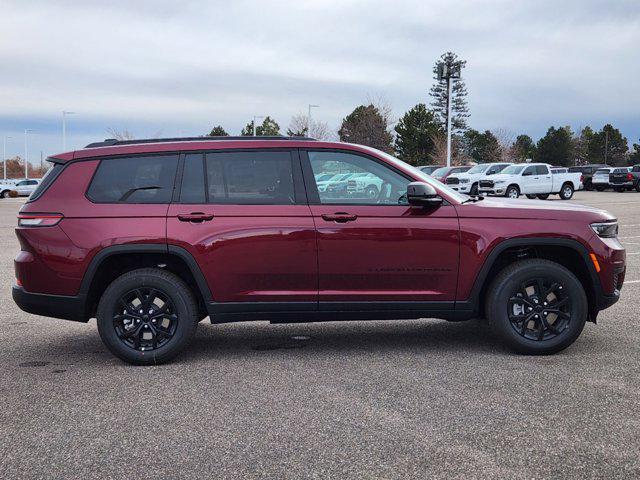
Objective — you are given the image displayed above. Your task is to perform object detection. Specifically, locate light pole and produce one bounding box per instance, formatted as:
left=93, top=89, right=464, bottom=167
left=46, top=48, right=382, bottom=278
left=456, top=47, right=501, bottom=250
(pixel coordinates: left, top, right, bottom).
left=604, top=129, right=609, bottom=165
left=307, top=104, right=319, bottom=137
left=252, top=116, right=264, bottom=137
left=62, top=111, right=77, bottom=151
left=3, top=136, right=12, bottom=180
left=24, top=129, right=34, bottom=179
left=437, top=62, right=461, bottom=167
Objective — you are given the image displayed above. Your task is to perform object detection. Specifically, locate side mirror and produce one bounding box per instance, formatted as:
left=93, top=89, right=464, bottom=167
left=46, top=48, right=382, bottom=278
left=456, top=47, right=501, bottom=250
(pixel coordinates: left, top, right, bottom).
left=407, top=182, right=443, bottom=207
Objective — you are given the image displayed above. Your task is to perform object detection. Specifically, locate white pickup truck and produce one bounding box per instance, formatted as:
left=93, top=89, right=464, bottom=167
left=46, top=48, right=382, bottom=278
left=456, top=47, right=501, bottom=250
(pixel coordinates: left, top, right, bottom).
left=0, top=179, right=40, bottom=198
left=478, top=163, right=582, bottom=200
left=445, top=162, right=512, bottom=195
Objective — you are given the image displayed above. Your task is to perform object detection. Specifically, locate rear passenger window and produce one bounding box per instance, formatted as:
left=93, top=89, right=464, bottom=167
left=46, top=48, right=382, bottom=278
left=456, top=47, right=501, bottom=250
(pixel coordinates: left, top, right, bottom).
left=203, top=151, right=295, bottom=204
left=87, top=154, right=178, bottom=203
left=536, top=165, right=549, bottom=175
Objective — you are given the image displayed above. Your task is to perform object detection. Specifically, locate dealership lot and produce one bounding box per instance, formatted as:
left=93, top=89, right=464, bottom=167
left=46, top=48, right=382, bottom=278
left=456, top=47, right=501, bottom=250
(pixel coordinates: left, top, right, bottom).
left=0, top=191, right=639, bottom=479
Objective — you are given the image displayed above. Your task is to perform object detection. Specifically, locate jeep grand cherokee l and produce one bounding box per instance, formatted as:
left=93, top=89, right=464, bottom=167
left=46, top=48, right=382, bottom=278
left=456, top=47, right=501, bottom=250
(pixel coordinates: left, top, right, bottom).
left=13, top=136, right=626, bottom=365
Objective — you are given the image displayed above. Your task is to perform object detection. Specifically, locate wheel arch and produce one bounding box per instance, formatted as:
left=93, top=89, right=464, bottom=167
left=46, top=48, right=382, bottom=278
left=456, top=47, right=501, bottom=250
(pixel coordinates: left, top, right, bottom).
left=461, top=238, right=602, bottom=321
left=80, top=244, right=212, bottom=319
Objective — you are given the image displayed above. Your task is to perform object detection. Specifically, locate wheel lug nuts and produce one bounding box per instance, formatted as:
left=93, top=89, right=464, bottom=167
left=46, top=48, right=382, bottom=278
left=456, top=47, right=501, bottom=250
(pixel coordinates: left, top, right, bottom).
left=543, top=311, right=547, bottom=315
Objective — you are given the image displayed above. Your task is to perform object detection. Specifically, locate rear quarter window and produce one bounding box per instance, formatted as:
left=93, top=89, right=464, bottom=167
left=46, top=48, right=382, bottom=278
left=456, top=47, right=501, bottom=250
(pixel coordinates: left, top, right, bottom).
left=87, top=154, right=179, bottom=203
left=27, top=162, right=64, bottom=202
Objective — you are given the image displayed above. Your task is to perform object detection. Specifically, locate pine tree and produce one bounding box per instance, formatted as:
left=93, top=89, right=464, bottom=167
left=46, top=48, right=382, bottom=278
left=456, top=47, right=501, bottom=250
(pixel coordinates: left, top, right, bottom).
left=462, top=129, right=501, bottom=163
left=208, top=125, right=229, bottom=136
left=429, top=52, right=470, bottom=134
left=513, top=134, right=536, bottom=162
left=338, top=104, right=393, bottom=153
left=629, top=144, right=640, bottom=166
left=240, top=116, right=281, bottom=136
left=534, top=126, right=575, bottom=167
left=393, top=104, right=442, bottom=165
left=587, top=124, right=628, bottom=166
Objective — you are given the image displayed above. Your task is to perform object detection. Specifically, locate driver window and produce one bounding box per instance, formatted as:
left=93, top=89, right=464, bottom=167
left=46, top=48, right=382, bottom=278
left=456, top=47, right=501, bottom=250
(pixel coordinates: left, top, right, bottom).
left=308, top=151, right=410, bottom=205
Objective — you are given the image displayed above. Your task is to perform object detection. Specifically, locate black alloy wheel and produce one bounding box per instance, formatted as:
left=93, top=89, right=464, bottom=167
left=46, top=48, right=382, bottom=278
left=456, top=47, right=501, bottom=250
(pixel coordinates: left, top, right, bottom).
left=113, top=288, right=178, bottom=352
left=507, top=278, right=570, bottom=341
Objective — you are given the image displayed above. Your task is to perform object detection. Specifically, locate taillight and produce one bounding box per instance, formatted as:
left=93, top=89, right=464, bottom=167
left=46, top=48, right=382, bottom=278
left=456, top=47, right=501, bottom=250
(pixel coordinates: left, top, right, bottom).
left=627, top=173, right=633, bottom=181
left=580, top=175, right=584, bottom=183
left=18, top=213, right=63, bottom=227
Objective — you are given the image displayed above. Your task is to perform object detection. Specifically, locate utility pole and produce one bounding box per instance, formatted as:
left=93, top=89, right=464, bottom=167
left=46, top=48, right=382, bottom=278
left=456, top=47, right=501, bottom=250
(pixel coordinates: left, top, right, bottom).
left=308, top=104, right=319, bottom=137
left=62, top=111, right=77, bottom=151
left=24, top=129, right=34, bottom=179
left=437, top=62, right=461, bottom=168
left=252, top=116, right=264, bottom=137
left=2, top=136, right=11, bottom=180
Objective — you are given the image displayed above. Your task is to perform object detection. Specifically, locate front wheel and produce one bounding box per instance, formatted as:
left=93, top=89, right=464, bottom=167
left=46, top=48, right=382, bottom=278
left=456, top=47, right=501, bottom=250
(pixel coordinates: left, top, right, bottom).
left=505, top=185, right=520, bottom=199
left=485, top=259, right=587, bottom=354
left=614, top=186, right=625, bottom=193
left=0, top=190, right=9, bottom=199
left=470, top=183, right=479, bottom=196
left=595, top=186, right=606, bottom=192
left=365, top=185, right=379, bottom=199
left=559, top=184, right=574, bottom=200
left=97, top=268, right=198, bottom=365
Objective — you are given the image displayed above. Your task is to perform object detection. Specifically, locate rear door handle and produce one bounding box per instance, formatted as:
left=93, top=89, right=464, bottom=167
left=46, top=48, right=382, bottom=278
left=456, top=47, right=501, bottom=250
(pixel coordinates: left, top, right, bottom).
left=321, top=212, right=358, bottom=223
left=177, top=212, right=214, bottom=223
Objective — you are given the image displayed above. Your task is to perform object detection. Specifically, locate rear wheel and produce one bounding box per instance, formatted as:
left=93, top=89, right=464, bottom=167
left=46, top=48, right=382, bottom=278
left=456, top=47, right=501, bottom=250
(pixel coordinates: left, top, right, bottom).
left=635, top=183, right=640, bottom=193
left=536, top=194, right=550, bottom=200
left=506, top=185, right=520, bottom=199
left=526, top=194, right=537, bottom=199
left=97, top=268, right=198, bottom=365
left=485, top=259, right=587, bottom=354
left=559, top=183, right=574, bottom=200
left=614, top=186, right=625, bottom=193
left=595, top=186, right=606, bottom=192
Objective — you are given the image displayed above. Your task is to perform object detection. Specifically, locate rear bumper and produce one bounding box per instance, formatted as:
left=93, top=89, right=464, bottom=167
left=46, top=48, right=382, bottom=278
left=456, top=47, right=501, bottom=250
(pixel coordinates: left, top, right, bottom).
left=12, top=286, right=87, bottom=322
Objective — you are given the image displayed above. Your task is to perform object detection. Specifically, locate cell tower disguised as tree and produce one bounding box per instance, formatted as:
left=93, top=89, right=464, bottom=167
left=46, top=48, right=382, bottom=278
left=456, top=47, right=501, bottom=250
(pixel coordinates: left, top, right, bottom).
left=429, top=52, right=470, bottom=135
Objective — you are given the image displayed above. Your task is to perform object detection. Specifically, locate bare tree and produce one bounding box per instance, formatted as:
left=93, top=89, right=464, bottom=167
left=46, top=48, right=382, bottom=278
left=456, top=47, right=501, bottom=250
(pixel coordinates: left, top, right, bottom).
left=287, top=113, right=332, bottom=140
left=106, top=127, right=135, bottom=141
left=492, top=128, right=517, bottom=162
left=428, top=133, right=471, bottom=166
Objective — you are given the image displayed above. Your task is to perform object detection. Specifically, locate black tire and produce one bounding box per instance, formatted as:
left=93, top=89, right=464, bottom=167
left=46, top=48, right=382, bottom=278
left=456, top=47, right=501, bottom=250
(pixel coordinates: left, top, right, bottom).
left=584, top=180, right=593, bottom=191
left=365, top=185, right=379, bottom=199
left=559, top=183, right=574, bottom=200
left=526, top=194, right=537, bottom=199
left=635, top=183, right=640, bottom=193
left=595, top=186, right=605, bottom=192
left=485, top=259, right=587, bottom=355
left=614, top=186, right=625, bottom=193
left=0, top=190, right=8, bottom=198
left=470, top=183, right=479, bottom=196
left=97, top=268, right=198, bottom=365
left=505, top=185, right=520, bottom=199
left=536, top=194, right=549, bottom=200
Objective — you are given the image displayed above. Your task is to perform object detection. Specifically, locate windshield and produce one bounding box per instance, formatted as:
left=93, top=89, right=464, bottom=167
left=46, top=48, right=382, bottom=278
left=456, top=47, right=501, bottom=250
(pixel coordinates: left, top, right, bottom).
left=467, top=164, right=490, bottom=174
left=501, top=165, right=525, bottom=175
left=357, top=146, right=469, bottom=203
left=431, top=167, right=450, bottom=177
left=595, top=169, right=610, bottom=174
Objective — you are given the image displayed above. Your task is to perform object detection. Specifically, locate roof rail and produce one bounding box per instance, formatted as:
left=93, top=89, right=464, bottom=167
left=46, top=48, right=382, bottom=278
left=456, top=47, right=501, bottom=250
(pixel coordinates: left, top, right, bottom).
left=84, top=136, right=317, bottom=148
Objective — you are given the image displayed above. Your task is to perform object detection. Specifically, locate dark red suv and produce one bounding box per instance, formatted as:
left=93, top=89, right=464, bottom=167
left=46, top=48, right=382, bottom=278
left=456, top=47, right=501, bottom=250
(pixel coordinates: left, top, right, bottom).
left=13, top=137, right=626, bottom=364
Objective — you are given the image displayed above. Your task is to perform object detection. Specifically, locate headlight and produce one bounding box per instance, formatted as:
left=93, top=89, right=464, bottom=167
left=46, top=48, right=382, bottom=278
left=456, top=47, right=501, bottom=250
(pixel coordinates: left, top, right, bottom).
left=591, top=221, right=618, bottom=238
left=459, top=178, right=470, bottom=183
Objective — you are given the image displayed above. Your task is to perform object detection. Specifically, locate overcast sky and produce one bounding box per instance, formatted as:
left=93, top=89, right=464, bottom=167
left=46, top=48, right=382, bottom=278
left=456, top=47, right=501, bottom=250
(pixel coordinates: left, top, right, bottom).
left=1, top=0, right=639, bottom=161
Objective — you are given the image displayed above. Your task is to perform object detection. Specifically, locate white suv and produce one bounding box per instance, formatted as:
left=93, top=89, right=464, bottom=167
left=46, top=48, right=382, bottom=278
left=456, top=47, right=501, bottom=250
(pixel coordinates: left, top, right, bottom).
left=0, top=179, right=40, bottom=198
left=445, top=162, right=512, bottom=196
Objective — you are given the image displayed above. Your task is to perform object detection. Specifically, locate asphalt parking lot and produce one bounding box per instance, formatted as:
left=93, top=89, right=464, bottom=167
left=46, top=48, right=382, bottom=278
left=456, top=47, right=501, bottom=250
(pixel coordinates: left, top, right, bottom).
left=0, top=191, right=638, bottom=479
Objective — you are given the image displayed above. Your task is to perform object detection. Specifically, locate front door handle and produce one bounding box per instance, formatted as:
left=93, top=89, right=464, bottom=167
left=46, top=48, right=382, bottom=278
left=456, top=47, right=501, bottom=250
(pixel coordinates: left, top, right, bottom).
left=321, top=212, right=358, bottom=223
left=177, top=212, right=214, bottom=223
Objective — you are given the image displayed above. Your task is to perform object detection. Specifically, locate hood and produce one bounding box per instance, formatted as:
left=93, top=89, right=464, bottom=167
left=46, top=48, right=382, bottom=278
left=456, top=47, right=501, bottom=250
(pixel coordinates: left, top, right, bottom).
left=485, top=173, right=511, bottom=183
left=457, top=197, right=615, bottom=222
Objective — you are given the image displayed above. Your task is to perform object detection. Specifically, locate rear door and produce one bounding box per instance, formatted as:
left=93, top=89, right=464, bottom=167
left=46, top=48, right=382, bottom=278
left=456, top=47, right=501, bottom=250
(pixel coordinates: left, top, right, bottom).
left=166, top=149, right=317, bottom=311
left=520, top=165, right=537, bottom=193
left=302, top=149, right=459, bottom=306
left=535, top=165, right=553, bottom=192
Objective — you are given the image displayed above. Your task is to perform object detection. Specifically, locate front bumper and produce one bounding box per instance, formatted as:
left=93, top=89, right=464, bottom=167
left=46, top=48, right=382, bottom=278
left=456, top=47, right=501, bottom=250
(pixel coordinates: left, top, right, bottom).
left=478, top=188, right=504, bottom=196
left=12, top=286, right=87, bottom=322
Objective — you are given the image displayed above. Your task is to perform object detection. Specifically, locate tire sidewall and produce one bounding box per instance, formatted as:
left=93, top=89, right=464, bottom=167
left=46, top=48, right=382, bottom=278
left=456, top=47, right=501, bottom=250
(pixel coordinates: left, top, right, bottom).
left=560, top=184, right=574, bottom=200
left=506, top=186, right=519, bottom=198
left=488, top=262, right=587, bottom=354
left=97, top=270, right=197, bottom=365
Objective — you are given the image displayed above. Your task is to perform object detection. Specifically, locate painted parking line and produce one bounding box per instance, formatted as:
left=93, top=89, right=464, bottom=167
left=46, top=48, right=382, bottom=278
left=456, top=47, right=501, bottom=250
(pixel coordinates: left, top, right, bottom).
left=625, top=280, right=640, bottom=284
left=621, top=224, right=640, bottom=227
left=620, top=236, right=640, bottom=239
left=627, top=252, right=640, bottom=256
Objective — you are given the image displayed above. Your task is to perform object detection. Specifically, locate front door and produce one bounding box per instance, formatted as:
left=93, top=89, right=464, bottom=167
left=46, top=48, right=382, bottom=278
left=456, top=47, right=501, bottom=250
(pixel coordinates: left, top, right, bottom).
left=166, top=149, right=317, bottom=310
left=302, top=150, right=460, bottom=307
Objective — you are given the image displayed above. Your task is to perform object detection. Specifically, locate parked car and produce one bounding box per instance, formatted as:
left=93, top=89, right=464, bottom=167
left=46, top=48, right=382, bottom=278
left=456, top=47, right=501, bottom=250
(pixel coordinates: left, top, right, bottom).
left=568, top=164, right=608, bottom=191
left=346, top=172, right=384, bottom=198
left=446, top=162, right=512, bottom=196
left=478, top=163, right=582, bottom=200
left=418, top=165, right=443, bottom=175
left=609, top=166, right=640, bottom=192
left=13, top=136, right=625, bottom=364
left=0, top=179, right=40, bottom=198
left=430, top=165, right=472, bottom=183
left=591, top=167, right=615, bottom=191
left=316, top=173, right=354, bottom=193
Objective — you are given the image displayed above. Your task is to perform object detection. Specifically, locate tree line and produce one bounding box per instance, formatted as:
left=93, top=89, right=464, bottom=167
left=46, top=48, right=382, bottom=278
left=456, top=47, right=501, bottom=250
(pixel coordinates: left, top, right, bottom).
left=208, top=51, right=640, bottom=167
